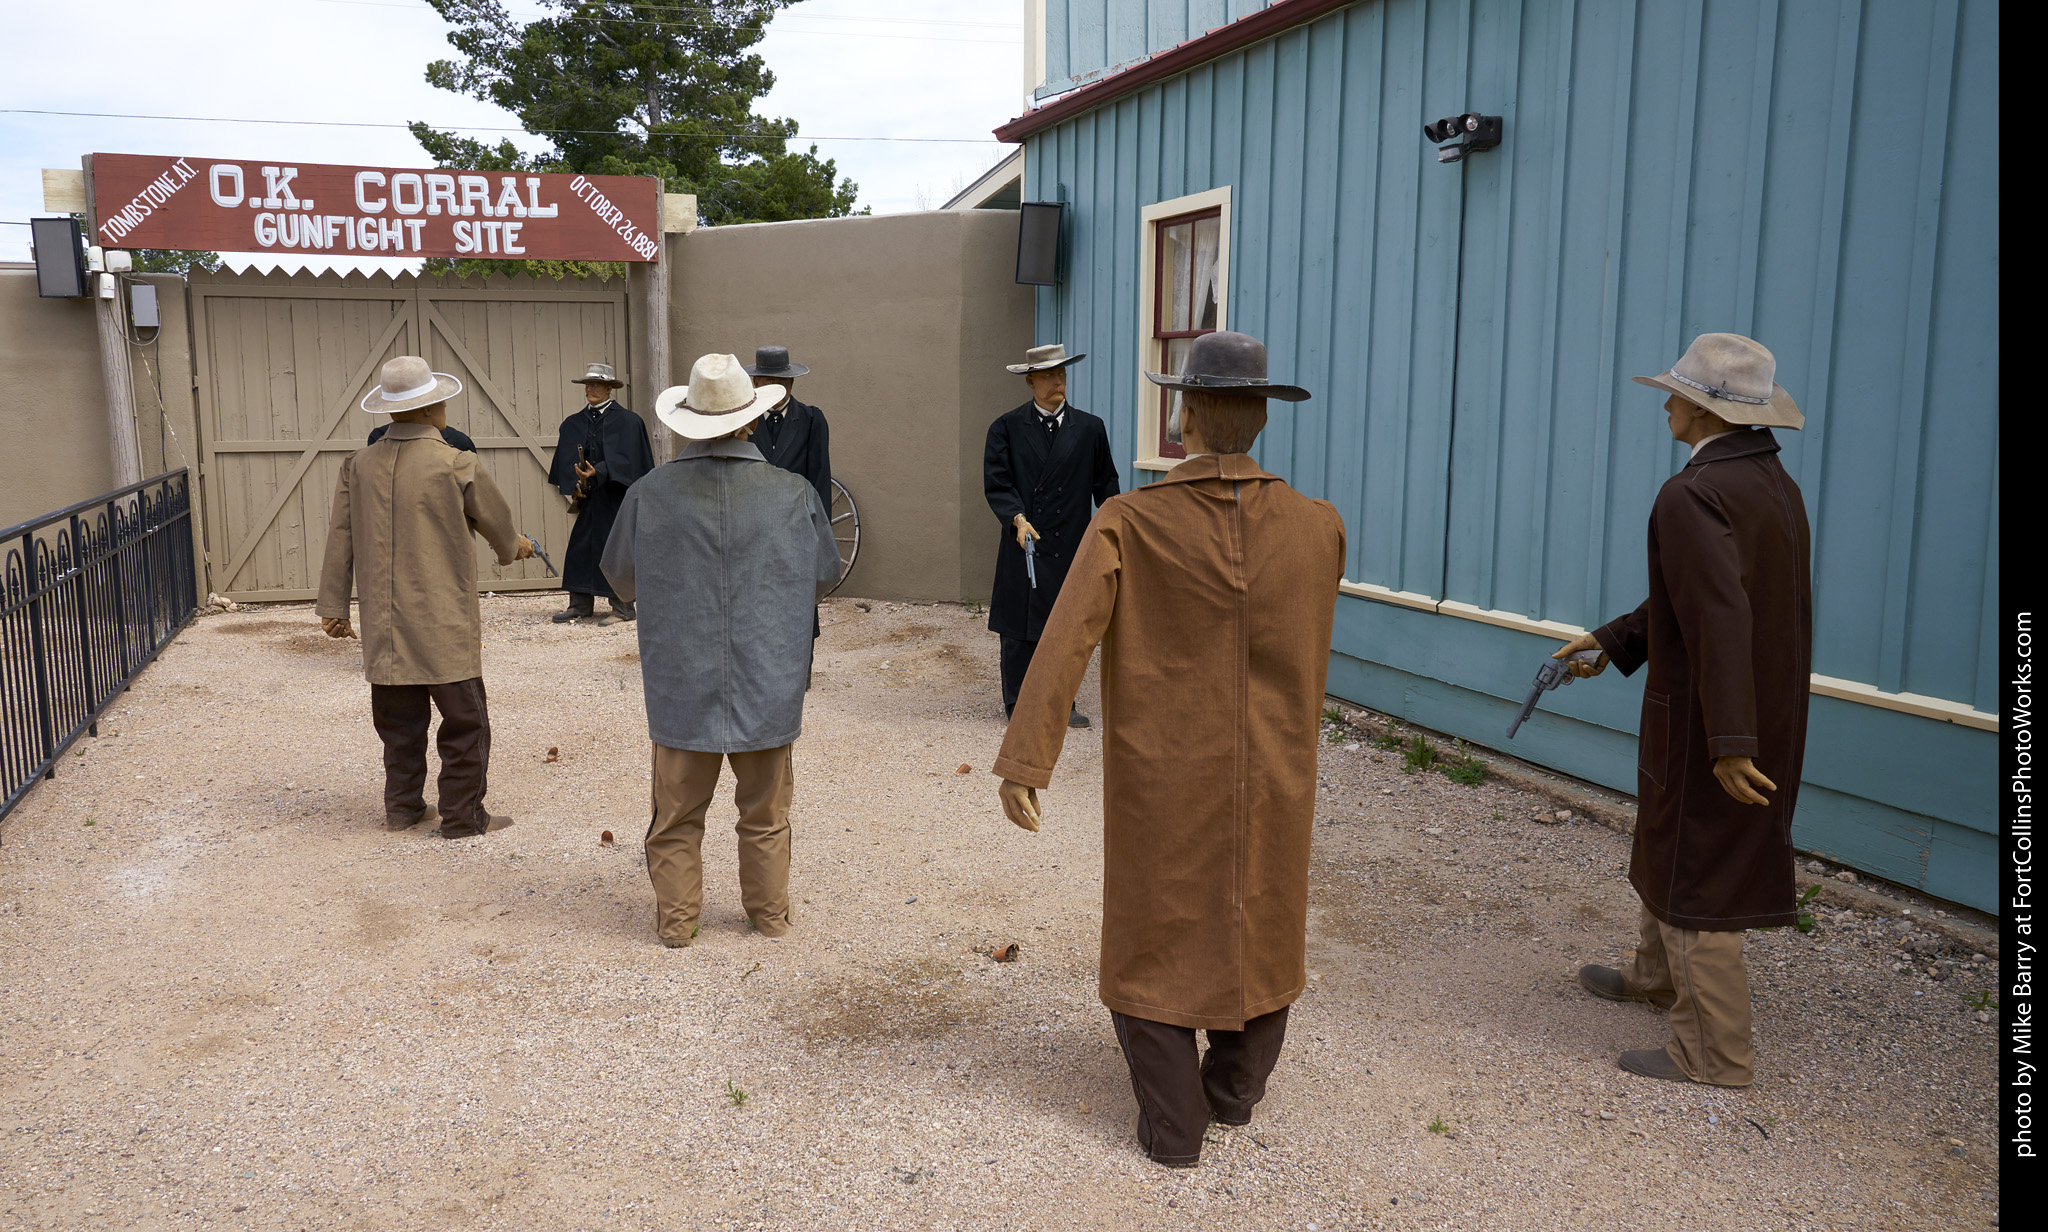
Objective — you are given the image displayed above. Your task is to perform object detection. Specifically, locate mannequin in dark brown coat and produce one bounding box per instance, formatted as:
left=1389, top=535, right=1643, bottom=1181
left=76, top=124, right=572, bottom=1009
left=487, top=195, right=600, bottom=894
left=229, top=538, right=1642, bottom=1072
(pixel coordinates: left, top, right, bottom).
left=1557, top=338, right=1811, bottom=1089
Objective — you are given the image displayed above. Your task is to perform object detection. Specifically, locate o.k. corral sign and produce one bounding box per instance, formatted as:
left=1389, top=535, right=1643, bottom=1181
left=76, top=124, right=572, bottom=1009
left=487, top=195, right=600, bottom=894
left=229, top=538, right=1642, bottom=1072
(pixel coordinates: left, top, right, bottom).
left=87, top=153, right=662, bottom=262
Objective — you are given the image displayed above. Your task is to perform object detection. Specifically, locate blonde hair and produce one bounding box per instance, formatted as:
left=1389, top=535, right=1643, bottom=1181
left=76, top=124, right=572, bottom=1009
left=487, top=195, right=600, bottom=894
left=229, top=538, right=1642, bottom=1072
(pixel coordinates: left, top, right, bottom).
left=1183, top=390, right=1267, bottom=454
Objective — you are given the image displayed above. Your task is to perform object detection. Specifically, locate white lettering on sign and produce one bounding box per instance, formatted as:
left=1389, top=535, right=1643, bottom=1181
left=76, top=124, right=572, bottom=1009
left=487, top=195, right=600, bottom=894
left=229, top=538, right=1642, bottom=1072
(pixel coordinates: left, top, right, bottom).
left=208, top=164, right=244, bottom=207
left=391, top=173, right=424, bottom=216
left=98, top=158, right=201, bottom=243
left=525, top=178, right=558, bottom=218
left=425, top=173, right=458, bottom=217
left=92, top=154, right=638, bottom=259
left=569, top=174, right=659, bottom=260
left=260, top=166, right=301, bottom=209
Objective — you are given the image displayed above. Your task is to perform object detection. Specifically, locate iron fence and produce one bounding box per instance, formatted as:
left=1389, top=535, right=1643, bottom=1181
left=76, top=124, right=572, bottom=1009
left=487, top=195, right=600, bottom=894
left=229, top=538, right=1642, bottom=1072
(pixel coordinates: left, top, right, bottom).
left=0, top=470, right=198, bottom=827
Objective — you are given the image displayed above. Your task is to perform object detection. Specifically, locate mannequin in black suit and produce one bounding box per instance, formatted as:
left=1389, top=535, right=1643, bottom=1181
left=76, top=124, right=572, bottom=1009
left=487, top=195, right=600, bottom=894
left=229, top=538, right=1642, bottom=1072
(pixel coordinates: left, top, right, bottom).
left=982, top=345, right=1121, bottom=726
left=746, top=346, right=835, bottom=643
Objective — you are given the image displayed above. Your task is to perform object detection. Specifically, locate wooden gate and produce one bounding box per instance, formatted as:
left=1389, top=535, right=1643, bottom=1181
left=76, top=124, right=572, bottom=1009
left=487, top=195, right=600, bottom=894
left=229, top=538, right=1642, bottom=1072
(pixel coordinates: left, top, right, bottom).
left=187, top=270, right=629, bottom=600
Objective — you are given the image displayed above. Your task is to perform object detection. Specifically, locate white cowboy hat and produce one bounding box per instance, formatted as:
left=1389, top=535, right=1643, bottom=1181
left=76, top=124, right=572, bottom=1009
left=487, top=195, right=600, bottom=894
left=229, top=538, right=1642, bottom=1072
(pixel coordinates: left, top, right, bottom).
left=656, top=353, right=790, bottom=441
left=359, top=355, right=462, bottom=415
left=1004, top=342, right=1086, bottom=374
left=1632, top=332, right=1802, bottom=429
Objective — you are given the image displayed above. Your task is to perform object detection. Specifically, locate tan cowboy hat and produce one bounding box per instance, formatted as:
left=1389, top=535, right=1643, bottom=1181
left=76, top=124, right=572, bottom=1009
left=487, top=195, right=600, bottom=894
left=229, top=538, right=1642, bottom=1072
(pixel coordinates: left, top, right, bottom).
left=1632, top=333, right=1801, bottom=428
left=656, top=353, right=790, bottom=441
left=1005, top=342, right=1086, bottom=374
left=572, top=361, right=624, bottom=388
left=359, top=355, right=461, bottom=415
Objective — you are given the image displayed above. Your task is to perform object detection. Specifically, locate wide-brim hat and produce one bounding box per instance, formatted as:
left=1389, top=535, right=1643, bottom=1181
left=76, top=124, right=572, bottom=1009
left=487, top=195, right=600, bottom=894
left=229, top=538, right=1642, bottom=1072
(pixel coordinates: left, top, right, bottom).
left=360, top=355, right=462, bottom=415
left=1144, top=330, right=1310, bottom=402
left=573, top=361, right=624, bottom=388
left=743, top=345, right=810, bottom=379
left=1005, top=342, right=1085, bottom=374
left=1632, top=332, right=1801, bottom=428
left=656, top=353, right=790, bottom=441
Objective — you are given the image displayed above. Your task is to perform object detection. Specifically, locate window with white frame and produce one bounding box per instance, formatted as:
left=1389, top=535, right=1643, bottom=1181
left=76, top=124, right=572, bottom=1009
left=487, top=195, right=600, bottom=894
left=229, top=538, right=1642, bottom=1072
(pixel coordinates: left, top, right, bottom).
left=1136, top=187, right=1231, bottom=469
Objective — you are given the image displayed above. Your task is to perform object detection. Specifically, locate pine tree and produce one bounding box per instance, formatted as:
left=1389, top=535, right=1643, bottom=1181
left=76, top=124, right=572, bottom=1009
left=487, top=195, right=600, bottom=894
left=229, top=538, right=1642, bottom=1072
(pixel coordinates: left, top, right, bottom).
left=414, top=0, right=861, bottom=276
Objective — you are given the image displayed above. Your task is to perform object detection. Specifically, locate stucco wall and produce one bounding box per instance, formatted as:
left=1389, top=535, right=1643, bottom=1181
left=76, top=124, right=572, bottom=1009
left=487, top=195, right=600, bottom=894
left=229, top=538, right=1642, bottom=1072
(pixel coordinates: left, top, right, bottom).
left=0, top=266, right=114, bottom=529
left=669, top=211, right=1034, bottom=603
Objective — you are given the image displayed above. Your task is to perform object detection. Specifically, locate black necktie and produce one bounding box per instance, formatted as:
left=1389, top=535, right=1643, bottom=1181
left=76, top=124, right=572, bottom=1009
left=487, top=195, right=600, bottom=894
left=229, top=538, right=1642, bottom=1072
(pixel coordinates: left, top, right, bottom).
left=1043, top=413, right=1059, bottom=436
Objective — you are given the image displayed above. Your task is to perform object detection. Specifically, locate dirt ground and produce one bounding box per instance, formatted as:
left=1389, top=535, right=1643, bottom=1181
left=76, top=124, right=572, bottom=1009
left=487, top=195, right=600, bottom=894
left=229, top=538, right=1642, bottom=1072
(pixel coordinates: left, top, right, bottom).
left=0, top=595, right=2001, bottom=1231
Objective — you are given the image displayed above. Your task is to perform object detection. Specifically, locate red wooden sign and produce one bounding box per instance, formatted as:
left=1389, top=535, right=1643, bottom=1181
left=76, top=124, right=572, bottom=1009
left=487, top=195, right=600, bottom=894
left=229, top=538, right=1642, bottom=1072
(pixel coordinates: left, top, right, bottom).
left=88, top=153, right=662, bottom=262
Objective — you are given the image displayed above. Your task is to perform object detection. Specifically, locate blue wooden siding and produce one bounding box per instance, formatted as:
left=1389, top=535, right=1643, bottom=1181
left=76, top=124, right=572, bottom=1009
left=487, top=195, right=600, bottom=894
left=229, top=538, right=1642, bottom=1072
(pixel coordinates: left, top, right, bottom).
left=1024, top=0, right=2000, bottom=910
left=1044, top=1, right=1279, bottom=91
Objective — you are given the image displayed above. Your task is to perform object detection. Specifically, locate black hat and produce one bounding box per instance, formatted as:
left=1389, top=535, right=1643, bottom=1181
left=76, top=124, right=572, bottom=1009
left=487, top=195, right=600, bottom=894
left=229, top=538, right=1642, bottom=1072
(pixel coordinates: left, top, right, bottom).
left=1143, top=331, right=1310, bottom=402
left=743, top=345, right=810, bottom=378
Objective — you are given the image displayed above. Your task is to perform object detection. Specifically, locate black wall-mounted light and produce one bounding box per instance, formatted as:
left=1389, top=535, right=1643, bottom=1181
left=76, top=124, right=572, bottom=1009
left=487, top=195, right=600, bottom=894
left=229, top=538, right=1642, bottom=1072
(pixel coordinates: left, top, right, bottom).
left=30, top=216, right=89, bottom=298
left=1423, top=113, right=1504, bottom=164
left=1015, top=201, right=1066, bottom=286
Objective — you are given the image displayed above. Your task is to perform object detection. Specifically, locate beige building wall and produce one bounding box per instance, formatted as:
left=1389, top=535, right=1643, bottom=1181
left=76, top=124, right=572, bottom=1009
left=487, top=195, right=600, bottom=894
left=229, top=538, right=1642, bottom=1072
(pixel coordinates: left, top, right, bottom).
left=0, top=266, right=115, bottom=529
left=668, top=210, right=1033, bottom=603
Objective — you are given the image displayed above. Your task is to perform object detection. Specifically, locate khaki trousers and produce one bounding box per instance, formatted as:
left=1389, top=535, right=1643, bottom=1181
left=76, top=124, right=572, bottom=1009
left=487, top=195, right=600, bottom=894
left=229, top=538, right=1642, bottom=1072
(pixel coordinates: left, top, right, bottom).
left=647, top=743, right=795, bottom=944
left=1625, top=905, right=1755, bottom=1086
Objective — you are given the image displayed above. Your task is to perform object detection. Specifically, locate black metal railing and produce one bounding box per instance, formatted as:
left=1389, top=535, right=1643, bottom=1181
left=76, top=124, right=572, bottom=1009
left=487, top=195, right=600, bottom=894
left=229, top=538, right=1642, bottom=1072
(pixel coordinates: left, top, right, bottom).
left=0, top=470, right=199, bottom=827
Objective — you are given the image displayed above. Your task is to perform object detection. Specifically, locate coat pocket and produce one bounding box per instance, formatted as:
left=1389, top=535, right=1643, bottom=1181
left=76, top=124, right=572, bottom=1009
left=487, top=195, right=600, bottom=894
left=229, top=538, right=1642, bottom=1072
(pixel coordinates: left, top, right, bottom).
left=1638, top=690, right=1671, bottom=791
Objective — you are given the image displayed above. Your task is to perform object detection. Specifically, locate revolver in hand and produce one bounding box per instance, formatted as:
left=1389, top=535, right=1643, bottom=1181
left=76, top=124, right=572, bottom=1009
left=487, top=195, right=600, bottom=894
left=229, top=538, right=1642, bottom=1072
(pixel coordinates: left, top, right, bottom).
left=1506, top=649, right=1604, bottom=739
left=1024, top=534, right=1038, bottom=589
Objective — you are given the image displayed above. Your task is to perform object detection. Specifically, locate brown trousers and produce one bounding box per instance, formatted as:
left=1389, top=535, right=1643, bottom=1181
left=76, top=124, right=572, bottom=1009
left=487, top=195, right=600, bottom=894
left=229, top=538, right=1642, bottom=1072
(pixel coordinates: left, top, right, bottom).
left=369, top=678, right=491, bottom=834
left=1110, top=1006, right=1290, bottom=1167
left=1625, top=905, right=1755, bottom=1086
left=647, top=743, right=795, bottom=944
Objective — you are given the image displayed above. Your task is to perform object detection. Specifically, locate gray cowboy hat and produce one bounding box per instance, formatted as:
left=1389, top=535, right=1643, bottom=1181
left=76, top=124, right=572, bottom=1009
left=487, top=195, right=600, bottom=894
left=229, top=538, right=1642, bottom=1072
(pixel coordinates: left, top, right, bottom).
left=1144, top=331, right=1311, bottom=402
left=1005, top=342, right=1086, bottom=374
left=572, top=362, right=625, bottom=388
left=1632, top=333, right=1801, bottom=428
left=743, top=345, right=810, bottom=379
left=360, top=355, right=462, bottom=415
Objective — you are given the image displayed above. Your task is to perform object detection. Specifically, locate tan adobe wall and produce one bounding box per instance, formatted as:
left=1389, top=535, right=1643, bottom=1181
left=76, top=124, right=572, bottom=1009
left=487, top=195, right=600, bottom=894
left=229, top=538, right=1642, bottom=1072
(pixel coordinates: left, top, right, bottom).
left=667, top=210, right=1033, bottom=604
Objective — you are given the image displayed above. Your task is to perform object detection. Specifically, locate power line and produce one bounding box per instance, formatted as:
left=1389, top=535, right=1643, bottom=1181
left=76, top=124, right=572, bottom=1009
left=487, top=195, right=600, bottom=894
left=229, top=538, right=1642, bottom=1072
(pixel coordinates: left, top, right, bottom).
left=303, top=0, right=1021, bottom=42
left=1, top=109, right=1004, bottom=143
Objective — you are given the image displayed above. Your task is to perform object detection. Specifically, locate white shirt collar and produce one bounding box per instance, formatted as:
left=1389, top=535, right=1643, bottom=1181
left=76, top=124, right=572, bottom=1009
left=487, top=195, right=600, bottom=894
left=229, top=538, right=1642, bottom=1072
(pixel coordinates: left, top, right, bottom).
left=1689, top=428, right=1742, bottom=459
left=587, top=399, right=613, bottom=415
left=1033, top=401, right=1065, bottom=424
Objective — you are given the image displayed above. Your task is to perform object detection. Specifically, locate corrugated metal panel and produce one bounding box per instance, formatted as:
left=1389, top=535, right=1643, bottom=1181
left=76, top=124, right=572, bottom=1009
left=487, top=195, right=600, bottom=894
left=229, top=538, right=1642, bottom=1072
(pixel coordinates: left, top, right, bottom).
left=1025, top=0, right=1998, bottom=907
left=1045, top=0, right=1277, bottom=88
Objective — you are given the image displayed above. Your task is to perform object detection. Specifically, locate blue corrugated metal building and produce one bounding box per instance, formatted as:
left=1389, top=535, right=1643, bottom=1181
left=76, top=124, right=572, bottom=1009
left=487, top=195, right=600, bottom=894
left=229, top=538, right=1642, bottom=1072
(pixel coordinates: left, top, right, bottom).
left=1002, top=0, right=1999, bottom=910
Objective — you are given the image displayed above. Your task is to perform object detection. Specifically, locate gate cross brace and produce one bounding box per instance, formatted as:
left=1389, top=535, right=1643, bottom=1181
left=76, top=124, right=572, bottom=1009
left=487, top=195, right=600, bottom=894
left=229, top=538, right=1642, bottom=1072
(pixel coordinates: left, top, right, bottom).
left=215, top=308, right=412, bottom=590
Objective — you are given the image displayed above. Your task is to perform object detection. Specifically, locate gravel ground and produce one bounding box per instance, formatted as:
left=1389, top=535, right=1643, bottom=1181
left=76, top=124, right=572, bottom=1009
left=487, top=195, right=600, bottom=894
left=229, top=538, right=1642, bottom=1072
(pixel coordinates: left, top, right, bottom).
left=0, top=595, right=2000, bottom=1231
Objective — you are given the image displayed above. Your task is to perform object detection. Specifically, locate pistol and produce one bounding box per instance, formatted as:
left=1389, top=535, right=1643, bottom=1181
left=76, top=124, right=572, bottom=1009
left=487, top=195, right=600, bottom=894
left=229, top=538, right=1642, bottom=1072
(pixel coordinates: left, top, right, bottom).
left=522, top=534, right=558, bottom=578
left=1024, top=534, right=1038, bottom=589
left=1506, top=650, right=1604, bottom=739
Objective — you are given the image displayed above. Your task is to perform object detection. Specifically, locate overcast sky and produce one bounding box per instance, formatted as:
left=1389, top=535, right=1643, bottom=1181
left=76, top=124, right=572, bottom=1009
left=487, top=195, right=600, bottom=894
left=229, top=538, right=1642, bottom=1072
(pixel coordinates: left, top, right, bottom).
left=0, top=0, right=1024, bottom=271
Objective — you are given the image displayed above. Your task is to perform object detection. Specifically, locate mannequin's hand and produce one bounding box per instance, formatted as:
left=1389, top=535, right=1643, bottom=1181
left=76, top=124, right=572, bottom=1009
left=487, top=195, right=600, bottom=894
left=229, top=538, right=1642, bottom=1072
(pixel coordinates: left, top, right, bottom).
left=1714, top=756, right=1776, bottom=806
left=574, top=459, right=597, bottom=481
left=320, top=617, right=355, bottom=640
left=514, top=535, right=537, bottom=561
left=999, top=779, right=1041, bottom=832
left=1552, top=632, right=1610, bottom=678
left=1013, top=515, right=1039, bottom=550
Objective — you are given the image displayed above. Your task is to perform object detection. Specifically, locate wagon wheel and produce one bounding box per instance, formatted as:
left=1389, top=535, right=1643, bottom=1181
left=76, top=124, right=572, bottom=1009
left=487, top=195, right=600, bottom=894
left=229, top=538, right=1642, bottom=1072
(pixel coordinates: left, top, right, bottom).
left=827, top=478, right=860, bottom=595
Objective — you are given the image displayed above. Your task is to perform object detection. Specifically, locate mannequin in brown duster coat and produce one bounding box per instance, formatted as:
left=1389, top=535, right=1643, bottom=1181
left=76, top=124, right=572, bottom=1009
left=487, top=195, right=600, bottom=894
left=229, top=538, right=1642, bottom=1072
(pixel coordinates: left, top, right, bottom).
left=995, top=332, right=1344, bottom=1168
left=1556, top=332, right=1812, bottom=1089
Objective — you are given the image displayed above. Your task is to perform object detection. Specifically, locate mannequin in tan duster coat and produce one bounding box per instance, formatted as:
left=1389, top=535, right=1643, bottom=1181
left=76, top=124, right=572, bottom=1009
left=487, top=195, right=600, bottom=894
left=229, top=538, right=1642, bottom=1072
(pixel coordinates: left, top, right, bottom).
left=995, top=332, right=1344, bottom=1168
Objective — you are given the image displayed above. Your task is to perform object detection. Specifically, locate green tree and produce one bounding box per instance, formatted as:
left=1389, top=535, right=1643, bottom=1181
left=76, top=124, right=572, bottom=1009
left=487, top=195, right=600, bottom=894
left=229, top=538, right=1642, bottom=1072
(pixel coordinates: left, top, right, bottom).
left=132, top=250, right=222, bottom=276
left=415, top=0, right=861, bottom=278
